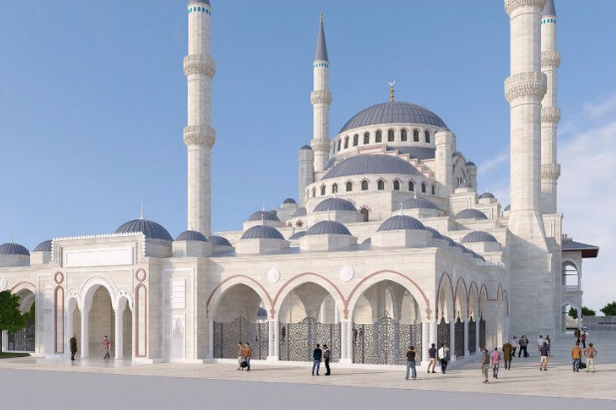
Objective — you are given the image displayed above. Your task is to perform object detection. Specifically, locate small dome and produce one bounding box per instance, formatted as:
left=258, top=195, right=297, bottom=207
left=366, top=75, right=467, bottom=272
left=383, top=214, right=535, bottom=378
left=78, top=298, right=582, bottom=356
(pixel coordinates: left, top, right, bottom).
left=175, top=230, right=208, bottom=242
left=306, top=220, right=351, bottom=236
left=0, top=242, right=29, bottom=256
left=300, top=145, right=312, bottom=150
left=257, top=307, right=268, bottom=319
left=455, top=209, right=488, bottom=220
left=115, top=218, right=173, bottom=241
left=283, top=198, right=297, bottom=204
left=241, top=225, right=285, bottom=240
left=323, top=154, right=421, bottom=180
left=458, top=182, right=473, bottom=188
left=33, top=239, right=52, bottom=252
left=288, top=231, right=307, bottom=240
left=292, top=207, right=307, bottom=218
left=402, top=197, right=439, bottom=210
left=503, top=205, right=511, bottom=212
left=247, top=210, right=280, bottom=222
left=378, top=215, right=426, bottom=232
left=479, top=192, right=495, bottom=199
left=466, top=161, right=476, bottom=167
left=314, top=197, right=358, bottom=213
left=209, top=235, right=232, bottom=247
left=461, top=231, right=498, bottom=243
left=340, top=101, right=448, bottom=133
left=425, top=226, right=445, bottom=240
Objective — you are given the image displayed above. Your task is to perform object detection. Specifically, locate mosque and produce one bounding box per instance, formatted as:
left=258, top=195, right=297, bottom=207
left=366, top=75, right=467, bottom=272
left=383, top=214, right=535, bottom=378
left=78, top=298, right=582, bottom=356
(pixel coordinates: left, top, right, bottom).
left=0, top=0, right=598, bottom=367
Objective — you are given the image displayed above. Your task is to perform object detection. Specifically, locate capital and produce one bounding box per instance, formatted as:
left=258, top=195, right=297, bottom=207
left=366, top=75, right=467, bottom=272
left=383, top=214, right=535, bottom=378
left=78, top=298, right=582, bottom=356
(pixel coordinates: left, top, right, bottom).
left=504, top=72, right=547, bottom=102
left=541, top=106, right=561, bottom=124
left=184, top=55, right=216, bottom=78
left=541, top=163, right=561, bottom=180
left=310, top=90, right=332, bottom=105
left=183, top=125, right=216, bottom=147
left=505, top=0, right=546, bottom=16
left=541, top=50, right=561, bottom=68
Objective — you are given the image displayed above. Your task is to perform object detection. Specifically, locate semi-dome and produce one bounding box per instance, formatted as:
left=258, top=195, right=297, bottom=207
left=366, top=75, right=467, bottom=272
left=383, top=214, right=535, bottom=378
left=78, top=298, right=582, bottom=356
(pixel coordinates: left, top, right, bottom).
left=455, top=209, right=488, bottom=220
left=425, top=226, right=445, bottom=240
left=300, top=145, right=312, bottom=150
left=323, top=154, right=421, bottom=180
left=0, top=242, right=29, bottom=256
left=33, top=239, right=52, bottom=252
left=378, top=215, right=426, bottom=232
left=306, top=220, right=351, bottom=236
left=115, top=218, right=173, bottom=241
left=292, top=207, right=307, bottom=218
left=283, top=198, right=297, bottom=204
left=313, top=197, right=357, bottom=212
left=402, top=197, right=439, bottom=210
left=247, top=210, right=280, bottom=222
left=209, top=235, right=232, bottom=247
left=340, top=101, right=448, bottom=133
left=176, top=230, right=208, bottom=242
left=288, top=231, right=307, bottom=240
left=479, top=192, right=495, bottom=199
left=461, top=231, right=498, bottom=243
left=240, top=225, right=285, bottom=240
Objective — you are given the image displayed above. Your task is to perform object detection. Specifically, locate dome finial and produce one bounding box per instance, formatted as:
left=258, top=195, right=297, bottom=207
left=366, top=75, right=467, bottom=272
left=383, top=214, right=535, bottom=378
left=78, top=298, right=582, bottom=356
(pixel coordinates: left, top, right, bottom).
left=413, top=189, right=417, bottom=199
left=389, top=81, right=395, bottom=102
left=319, top=11, right=323, bottom=23
left=140, top=204, right=145, bottom=220
left=400, top=202, right=405, bottom=216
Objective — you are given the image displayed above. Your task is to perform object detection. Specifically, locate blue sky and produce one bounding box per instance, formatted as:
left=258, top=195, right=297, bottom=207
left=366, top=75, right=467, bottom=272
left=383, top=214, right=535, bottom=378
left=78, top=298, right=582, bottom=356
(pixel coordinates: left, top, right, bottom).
left=0, top=1, right=614, bottom=310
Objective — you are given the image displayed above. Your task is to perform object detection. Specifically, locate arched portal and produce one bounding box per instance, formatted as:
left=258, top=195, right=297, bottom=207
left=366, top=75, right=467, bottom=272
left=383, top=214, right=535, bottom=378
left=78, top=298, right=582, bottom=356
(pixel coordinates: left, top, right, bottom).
left=6, top=288, right=36, bottom=352
left=88, top=286, right=114, bottom=357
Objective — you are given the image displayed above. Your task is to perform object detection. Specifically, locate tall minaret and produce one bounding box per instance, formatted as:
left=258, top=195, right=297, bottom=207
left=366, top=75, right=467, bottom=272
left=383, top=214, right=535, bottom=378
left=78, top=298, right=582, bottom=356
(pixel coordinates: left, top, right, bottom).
left=184, top=0, right=216, bottom=236
left=540, top=0, right=561, bottom=214
left=310, top=13, right=331, bottom=173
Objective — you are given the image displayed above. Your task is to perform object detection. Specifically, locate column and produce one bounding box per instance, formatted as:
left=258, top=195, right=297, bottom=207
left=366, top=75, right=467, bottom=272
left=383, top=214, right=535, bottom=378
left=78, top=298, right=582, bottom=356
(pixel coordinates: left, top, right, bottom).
left=449, top=319, right=456, bottom=363
left=208, top=319, right=214, bottom=359
left=80, top=306, right=90, bottom=358
left=464, top=320, right=469, bottom=357
left=114, top=304, right=125, bottom=360
left=421, top=322, right=430, bottom=364
left=267, top=320, right=279, bottom=361
left=2, top=330, right=7, bottom=352
left=65, top=305, right=74, bottom=359
left=476, top=318, right=480, bottom=352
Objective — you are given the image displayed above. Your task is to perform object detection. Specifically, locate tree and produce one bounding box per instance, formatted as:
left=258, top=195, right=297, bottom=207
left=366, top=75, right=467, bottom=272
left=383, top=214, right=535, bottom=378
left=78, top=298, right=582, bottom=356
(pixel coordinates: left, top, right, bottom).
left=568, top=306, right=596, bottom=319
left=600, top=301, right=616, bottom=317
left=0, top=290, right=27, bottom=355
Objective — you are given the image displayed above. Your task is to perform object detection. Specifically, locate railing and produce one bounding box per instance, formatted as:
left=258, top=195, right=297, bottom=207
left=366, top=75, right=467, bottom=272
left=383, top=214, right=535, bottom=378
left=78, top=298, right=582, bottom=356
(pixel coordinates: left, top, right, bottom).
left=562, top=285, right=580, bottom=292
left=583, top=316, right=616, bottom=331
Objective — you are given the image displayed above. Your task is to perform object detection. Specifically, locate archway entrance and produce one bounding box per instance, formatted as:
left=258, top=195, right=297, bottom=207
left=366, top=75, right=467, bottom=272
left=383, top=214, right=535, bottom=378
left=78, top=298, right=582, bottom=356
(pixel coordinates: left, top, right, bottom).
left=88, top=287, right=114, bottom=357
left=6, top=289, right=35, bottom=352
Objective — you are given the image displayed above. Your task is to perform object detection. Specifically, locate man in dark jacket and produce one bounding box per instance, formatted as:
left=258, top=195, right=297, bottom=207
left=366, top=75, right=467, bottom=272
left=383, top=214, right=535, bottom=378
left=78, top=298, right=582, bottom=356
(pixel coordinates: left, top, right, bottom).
left=323, top=344, right=331, bottom=376
left=70, top=335, right=78, bottom=361
left=312, top=344, right=322, bottom=376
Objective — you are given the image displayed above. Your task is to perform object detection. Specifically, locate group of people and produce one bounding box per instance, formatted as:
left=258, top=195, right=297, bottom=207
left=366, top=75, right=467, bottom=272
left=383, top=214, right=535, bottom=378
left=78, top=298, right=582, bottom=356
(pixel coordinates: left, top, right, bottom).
left=67, top=334, right=112, bottom=361
left=571, top=329, right=597, bottom=373
left=236, top=342, right=253, bottom=371
left=312, top=344, right=331, bottom=376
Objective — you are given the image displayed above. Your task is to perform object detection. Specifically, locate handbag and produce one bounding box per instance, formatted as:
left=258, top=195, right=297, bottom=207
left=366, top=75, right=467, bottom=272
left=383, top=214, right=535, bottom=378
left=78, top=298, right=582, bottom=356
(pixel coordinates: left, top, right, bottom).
left=240, top=360, right=248, bottom=368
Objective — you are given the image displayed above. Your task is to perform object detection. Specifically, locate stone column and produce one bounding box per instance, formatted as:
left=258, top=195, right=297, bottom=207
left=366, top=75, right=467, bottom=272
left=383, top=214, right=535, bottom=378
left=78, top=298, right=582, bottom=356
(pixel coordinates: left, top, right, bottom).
left=476, top=318, right=481, bottom=353
left=449, top=319, right=456, bottom=363
left=464, top=320, right=469, bottom=357
left=208, top=319, right=214, bottom=359
left=340, top=321, right=353, bottom=364
left=2, top=330, right=7, bottom=352
left=267, top=320, right=279, bottom=361
left=421, top=322, right=430, bottom=364
left=114, top=304, right=125, bottom=360
left=80, top=306, right=90, bottom=358
left=65, top=304, right=74, bottom=359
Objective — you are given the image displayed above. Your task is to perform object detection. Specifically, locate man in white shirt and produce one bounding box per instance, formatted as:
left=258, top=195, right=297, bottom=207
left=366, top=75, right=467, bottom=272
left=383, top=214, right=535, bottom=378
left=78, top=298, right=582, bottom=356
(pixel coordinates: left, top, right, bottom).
left=438, top=343, right=450, bottom=374
left=537, top=335, right=544, bottom=353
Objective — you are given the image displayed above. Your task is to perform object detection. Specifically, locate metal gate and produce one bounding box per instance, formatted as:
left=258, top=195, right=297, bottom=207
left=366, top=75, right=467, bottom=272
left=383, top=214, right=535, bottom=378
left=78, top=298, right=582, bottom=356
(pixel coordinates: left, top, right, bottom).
left=479, top=316, right=486, bottom=350
left=7, top=318, right=35, bottom=352
left=454, top=317, right=465, bottom=358
left=437, top=317, right=450, bottom=349
left=353, top=317, right=422, bottom=365
left=468, top=317, right=476, bottom=354
left=213, top=313, right=269, bottom=360
left=279, top=316, right=340, bottom=362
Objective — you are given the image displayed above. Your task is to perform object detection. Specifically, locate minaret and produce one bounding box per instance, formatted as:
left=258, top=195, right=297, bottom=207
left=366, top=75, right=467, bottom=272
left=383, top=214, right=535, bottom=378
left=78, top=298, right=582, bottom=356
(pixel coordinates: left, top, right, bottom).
left=540, top=0, right=561, bottom=214
left=298, top=145, right=314, bottom=207
left=310, top=12, right=331, bottom=173
left=184, top=0, right=216, bottom=236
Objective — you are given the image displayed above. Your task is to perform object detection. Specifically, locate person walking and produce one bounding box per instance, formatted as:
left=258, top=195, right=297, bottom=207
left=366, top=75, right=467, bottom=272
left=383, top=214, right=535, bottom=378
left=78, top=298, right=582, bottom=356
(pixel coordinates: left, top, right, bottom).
left=584, top=343, right=597, bottom=373
left=323, top=344, right=331, bottom=376
left=518, top=335, right=528, bottom=358
left=405, top=346, right=417, bottom=380
left=539, top=341, right=550, bottom=371
left=312, top=344, right=322, bottom=376
left=581, top=331, right=587, bottom=348
left=511, top=337, right=518, bottom=358
left=102, top=336, right=111, bottom=359
left=502, top=340, right=513, bottom=370
left=236, top=341, right=244, bottom=370
left=481, top=348, right=490, bottom=384
left=70, top=335, right=78, bottom=361
left=574, top=328, right=581, bottom=345
left=571, top=343, right=582, bottom=372
left=545, top=334, right=551, bottom=349
left=427, top=343, right=437, bottom=373
left=243, top=342, right=252, bottom=371
left=536, top=335, right=544, bottom=354
left=438, top=343, right=450, bottom=374
left=490, top=347, right=501, bottom=379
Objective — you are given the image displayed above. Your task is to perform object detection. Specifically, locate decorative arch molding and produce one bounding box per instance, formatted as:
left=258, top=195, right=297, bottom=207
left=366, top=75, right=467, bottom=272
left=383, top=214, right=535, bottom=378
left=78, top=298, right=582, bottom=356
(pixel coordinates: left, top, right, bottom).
left=435, top=271, right=455, bottom=320
left=272, top=272, right=345, bottom=319
left=561, top=300, right=580, bottom=308
left=80, top=275, right=119, bottom=313
left=116, top=287, right=134, bottom=312
left=453, top=277, right=468, bottom=319
left=206, top=274, right=273, bottom=318
left=503, top=290, right=509, bottom=316
left=467, top=281, right=480, bottom=318
left=497, top=283, right=504, bottom=301
left=479, top=284, right=489, bottom=316
left=10, top=281, right=36, bottom=295
left=561, top=258, right=581, bottom=271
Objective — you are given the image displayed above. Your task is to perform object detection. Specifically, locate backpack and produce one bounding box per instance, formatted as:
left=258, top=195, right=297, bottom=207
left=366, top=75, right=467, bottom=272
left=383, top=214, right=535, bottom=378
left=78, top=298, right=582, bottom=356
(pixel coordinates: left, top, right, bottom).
left=579, top=362, right=587, bottom=369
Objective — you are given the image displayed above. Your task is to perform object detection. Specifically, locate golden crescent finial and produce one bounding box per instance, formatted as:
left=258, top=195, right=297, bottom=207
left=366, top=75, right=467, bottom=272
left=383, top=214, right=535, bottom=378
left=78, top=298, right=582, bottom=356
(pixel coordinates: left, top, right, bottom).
left=389, top=81, right=395, bottom=102
left=320, top=11, right=323, bottom=23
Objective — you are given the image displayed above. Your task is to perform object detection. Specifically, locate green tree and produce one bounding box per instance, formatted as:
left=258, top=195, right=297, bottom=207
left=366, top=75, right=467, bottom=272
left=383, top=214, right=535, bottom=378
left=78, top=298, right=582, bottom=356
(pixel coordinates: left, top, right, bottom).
left=600, top=301, right=616, bottom=317
left=0, top=290, right=27, bottom=355
left=568, top=306, right=596, bottom=319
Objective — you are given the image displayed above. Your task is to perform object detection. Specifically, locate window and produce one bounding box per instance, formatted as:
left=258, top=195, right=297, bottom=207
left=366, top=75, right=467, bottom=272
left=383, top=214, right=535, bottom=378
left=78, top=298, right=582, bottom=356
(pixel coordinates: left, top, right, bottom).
left=360, top=207, right=370, bottom=222
left=409, top=181, right=415, bottom=191
left=344, top=136, right=349, bottom=149
left=431, top=184, right=436, bottom=195
left=377, top=180, right=385, bottom=190
left=312, top=188, right=316, bottom=197
left=353, top=134, right=358, bottom=146
left=375, top=130, right=382, bottom=143
left=562, top=262, right=579, bottom=287
left=388, top=129, right=395, bottom=142
left=346, top=181, right=353, bottom=192
left=401, top=129, right=408, bottom=142
left=413, top=129, right=419, bottom=142
left=296, top=221, right=303, bottom=227
left=337, top=139, right=341, bottom=151
left=332, top=183, right=338, bottom=194
left=421, top=182, right=426, bottom=193
left=363, top=132, right=370, bottom=144
left=361, top=180, right=369, bottom=191
left=425, top=130, right=431, bottom=143
left=287, top=222, right=292, bottom=227
left=393, top=180, right=400, bottom=191
left=320, top=185, right=326, bottom=195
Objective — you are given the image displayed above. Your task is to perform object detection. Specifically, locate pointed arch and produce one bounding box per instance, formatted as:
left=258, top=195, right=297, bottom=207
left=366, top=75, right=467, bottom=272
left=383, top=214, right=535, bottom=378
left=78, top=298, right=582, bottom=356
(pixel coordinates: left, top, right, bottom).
left=436, top=272, right=455, bottom=320
left=206, top=274, right=273, bottom=318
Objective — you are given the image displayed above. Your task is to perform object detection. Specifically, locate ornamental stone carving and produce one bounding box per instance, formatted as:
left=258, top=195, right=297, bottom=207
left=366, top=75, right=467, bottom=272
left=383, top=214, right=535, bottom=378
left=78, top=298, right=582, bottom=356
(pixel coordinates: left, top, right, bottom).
left=183, top=125, right=216, bottom=147
left=541, top=163, right=561, bottom=180
left=0, top=277, right=7, bottom=291
left=541, top=106, right=561, bottom=123
left=311, top=139, right=330, bottom=151
left=541, top=50, right=561, bottom=68
left=310, top=90, right=332, bottom=105
left=504, top=72, right=547, bottom=102
left=183, top=54, right=216, bottom=78
left=504, top=0, right=546, bottom=15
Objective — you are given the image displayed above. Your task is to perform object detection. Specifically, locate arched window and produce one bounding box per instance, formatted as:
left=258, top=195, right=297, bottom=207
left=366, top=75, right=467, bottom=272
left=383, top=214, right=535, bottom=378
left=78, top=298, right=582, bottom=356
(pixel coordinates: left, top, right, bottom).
left=377, top=180, right=385, bottom=190
left=424, top=130, right=431, bottom=143
left=363, top=132, right=370, bottom=144
left=346, top=181, right=353, bottom=192
left=287, top=222, right=292, bottom=227
left=296, top=220, right=303, bottom=227
left=353, top=134, right=358, bottom=146
left=332, top=183, right=338, bottom=194
left=388, top=129, right=395, bottom=142
left=413, top=129, right=419, bottom=142
left=393, top=180, right=400, bottom=191
left=361, top=180, right=369, bottom=191
left=409, top=180, right=415, bottom=191
left=320, top=185, right=326, bottom=195
left=401, top=129, right=408, bottom=142
left=312, top=187, right=316, bottom=197
left=360, top=207, right=370, bottom=222
left=421, top=182, right=426, bottom=193
left=431, top=184, right=436, bottom=195
left=375, top=130, right=382, bottom=143
left=337, top=139, right=341, bottom=151
left=562, top=262, right=579, bottom=287
left=344, top=136, right=349, bottom=149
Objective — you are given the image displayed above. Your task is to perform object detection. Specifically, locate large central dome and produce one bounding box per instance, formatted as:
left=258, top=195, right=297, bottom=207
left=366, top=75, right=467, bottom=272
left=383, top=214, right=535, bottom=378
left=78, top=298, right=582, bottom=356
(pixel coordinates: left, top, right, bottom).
left=340, top=101, right=447, bottom=133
